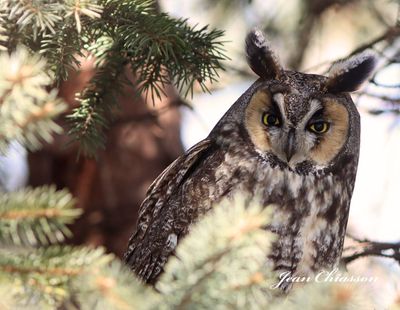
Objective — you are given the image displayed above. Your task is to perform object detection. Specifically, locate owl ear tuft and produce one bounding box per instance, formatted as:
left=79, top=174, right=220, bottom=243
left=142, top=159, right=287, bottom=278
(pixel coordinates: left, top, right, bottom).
left=325, top=51, right=377, bottom=93
left=245, top=29, right=282, bottom=80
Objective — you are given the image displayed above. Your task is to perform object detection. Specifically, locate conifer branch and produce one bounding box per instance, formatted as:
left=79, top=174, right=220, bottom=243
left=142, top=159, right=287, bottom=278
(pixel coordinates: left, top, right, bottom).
left=0, top=47, right=67, bottom=153
left=0, top=245, right=159, bottom=309
left=157, top=196, right=276, bottom=309
left=67, top=47, right=127, bottom=155
left=0, top=186, right=80, bottom=246
left=1, top=2, right=396, bottom=309
left=0, top=0, right=227, bottom=155
left=0, top=246, right=111, bottom=308
left=77, top=260, right=160, bottom=310
left=7, top=0, right=62, bottom=38
left=65, top=0, right=103, bottom=34
left=0, top=192, right=390, bottom=309
left=40, top=24, right=85, bottom=83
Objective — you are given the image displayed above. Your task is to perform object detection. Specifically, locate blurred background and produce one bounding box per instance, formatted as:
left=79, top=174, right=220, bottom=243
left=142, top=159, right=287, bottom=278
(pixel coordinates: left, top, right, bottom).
left=1, top=0, right=399, bottom=307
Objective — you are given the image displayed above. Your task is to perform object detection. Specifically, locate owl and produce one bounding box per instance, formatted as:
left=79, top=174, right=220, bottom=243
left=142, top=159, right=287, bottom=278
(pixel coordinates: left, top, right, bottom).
left=124, top=29, right=376, bottom=288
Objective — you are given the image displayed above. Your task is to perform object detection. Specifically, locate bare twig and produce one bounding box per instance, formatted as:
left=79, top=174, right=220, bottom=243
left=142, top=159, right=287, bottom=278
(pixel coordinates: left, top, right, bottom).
left=342, top=235, right=400, bottom=265
left=370, top=79, right=400, bottom=88
left=349, top=26, right=400, bottom=56
left=360, top=92, right=400, bottom=104
left=305, top=26, right=400, bottom=73
left=368, top=108, right=400, bottom=115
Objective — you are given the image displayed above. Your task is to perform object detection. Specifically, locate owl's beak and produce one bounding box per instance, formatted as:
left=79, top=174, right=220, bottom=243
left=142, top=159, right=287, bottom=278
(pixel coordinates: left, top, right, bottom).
left=284, top=129, right=296, bottom=162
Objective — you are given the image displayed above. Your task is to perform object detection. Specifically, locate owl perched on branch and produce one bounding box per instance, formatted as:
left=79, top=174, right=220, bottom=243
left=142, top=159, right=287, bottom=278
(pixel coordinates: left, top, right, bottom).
left=124, top=29, right=376, bottom=288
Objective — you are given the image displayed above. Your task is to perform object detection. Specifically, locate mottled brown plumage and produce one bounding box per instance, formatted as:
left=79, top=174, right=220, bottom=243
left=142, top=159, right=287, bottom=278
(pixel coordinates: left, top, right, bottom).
left=124, top=29, right=376, bottom=288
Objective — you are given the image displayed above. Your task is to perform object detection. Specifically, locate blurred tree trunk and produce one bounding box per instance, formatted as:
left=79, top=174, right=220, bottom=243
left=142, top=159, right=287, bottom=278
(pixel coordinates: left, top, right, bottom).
left=28, top=59, right=184, bottom=257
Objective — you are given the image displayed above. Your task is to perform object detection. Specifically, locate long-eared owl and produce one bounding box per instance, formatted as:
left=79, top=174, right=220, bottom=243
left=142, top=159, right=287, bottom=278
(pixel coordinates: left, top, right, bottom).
left=124, top=29, right=376, bottom=288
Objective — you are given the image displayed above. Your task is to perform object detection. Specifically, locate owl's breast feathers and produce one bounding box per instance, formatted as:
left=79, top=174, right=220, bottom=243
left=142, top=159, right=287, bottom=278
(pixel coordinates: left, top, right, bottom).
left=124, top=136, right=357, bottom=286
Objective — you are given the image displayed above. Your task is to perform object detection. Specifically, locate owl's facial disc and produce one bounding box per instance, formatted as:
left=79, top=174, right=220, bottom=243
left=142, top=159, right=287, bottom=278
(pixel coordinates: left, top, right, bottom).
left=244, top=88, right=349, bottom=168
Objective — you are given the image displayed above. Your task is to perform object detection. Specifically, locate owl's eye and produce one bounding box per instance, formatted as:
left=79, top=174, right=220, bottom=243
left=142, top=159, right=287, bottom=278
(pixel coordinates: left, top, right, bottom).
left=308, top=121, right=330, bottom=134
left=262, top=113, right=280, bottom=126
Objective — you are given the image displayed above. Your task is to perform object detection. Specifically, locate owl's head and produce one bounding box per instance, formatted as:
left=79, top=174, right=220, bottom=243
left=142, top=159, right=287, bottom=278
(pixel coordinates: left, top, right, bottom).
left=241, top=29, right=376, bottom=171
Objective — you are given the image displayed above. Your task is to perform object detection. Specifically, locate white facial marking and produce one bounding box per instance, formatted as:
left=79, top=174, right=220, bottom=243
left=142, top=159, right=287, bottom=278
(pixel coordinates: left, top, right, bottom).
left=273, top=93, right=288, bottom=123
left=298, top=99, right=322, bottom=129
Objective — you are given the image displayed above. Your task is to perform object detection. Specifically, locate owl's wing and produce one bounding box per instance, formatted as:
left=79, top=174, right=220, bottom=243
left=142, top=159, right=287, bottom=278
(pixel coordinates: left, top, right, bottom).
left=123, top=139, right=213, bottom=283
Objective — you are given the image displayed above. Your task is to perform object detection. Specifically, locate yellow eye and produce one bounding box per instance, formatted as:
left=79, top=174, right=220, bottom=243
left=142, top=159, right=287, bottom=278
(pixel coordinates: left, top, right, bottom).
left=308, top=121, right=330, bottom=134
left=262, top=113, right=280, bottom=126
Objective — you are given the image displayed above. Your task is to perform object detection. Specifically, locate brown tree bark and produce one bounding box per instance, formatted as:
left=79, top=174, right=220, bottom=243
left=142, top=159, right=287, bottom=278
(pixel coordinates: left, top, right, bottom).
left=28, top=60, right=184, bottom=257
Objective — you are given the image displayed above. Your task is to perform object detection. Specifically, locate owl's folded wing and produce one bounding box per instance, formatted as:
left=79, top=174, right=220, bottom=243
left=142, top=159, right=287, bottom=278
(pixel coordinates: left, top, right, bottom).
left=123, top=139, right=214, bottom=284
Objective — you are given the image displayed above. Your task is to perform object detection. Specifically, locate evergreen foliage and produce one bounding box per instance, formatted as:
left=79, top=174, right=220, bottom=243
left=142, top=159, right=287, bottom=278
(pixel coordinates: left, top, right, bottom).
left=0, top=185, right=373, bottom=309
left=0, top=0, right=227, bottom=155
left=0, top=1, right=395, bottom=309
left=157, top=197, right=276, bottom=309
left=0, top=44, right=147, bottom=309
left=0, top=47, right=66, bottom=153
left=0, top=185, right=79, bottom=246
